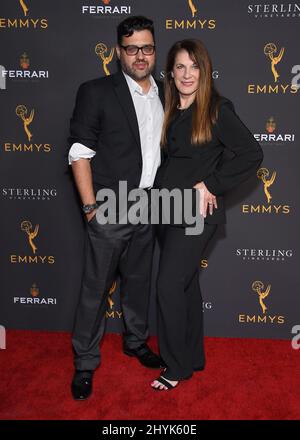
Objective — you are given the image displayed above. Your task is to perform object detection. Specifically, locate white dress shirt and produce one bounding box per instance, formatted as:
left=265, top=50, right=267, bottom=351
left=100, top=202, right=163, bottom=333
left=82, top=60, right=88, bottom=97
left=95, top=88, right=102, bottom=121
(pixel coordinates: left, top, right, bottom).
left=68, top=71, right=164, bottom=189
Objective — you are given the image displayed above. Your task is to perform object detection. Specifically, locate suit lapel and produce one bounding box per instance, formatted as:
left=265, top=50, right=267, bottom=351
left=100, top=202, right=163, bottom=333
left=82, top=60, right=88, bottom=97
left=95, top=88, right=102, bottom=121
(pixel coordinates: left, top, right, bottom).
left=112, top=71, right=141, bottom=148
left=156, top=80, right=165, bottom=108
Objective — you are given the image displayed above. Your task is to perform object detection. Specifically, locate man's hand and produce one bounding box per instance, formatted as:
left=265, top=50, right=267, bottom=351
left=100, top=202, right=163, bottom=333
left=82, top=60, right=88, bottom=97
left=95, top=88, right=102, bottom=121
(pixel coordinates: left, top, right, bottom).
left=193, top=181, right=217, bottom=217
left=86, top=209, right=97, bottom=223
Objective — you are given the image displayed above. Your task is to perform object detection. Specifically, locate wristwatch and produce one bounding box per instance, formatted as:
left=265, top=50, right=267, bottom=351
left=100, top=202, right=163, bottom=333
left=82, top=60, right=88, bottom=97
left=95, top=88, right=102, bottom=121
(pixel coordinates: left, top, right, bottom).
left=82, top=203, right=98, bottom=214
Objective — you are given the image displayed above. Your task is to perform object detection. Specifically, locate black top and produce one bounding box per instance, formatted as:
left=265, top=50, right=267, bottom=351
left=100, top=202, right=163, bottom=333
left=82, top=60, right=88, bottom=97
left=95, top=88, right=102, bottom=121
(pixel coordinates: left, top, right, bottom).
left=155, top=97, right=264, bottom=225
left=167, top=108, right=187, bottom=155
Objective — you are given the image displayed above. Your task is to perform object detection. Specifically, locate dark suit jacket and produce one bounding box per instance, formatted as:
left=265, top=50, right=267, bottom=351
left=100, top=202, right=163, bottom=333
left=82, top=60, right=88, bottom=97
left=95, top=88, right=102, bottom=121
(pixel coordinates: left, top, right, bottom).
left=154, top=97, right=264, bottom=224
left=69, top=71, right=164, bottom=192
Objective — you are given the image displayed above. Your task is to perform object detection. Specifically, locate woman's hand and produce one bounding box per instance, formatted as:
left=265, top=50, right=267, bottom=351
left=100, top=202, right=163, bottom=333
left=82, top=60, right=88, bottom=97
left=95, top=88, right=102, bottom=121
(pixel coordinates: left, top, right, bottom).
left=193, top=182, right=217, bottom=217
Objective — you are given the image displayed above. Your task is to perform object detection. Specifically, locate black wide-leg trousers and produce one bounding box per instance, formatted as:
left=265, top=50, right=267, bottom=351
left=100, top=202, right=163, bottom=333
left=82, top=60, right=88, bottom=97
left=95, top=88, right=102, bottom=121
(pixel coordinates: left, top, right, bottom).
left=72, top=214, right=154, bottom=371
left=157, top=223, right=217, bottom=381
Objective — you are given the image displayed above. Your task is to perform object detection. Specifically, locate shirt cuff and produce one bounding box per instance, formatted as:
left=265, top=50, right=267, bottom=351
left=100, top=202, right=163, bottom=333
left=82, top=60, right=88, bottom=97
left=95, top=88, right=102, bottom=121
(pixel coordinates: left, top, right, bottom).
left=68, top=142, right=96, bottom=165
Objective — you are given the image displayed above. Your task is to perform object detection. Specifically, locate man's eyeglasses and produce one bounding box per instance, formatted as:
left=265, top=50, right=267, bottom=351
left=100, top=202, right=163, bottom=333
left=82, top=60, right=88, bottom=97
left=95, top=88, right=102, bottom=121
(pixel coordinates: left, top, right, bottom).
left=120, top=45, right=155, bottom=56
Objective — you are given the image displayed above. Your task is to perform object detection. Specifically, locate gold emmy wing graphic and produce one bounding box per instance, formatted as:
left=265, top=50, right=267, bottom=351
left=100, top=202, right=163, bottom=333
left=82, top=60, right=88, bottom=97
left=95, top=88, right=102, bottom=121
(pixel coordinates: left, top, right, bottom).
left=21, top=220, right=39, bottom=254
left=20, top=53, right=30, bottom=69
left=264, top=43, right=285, bottom=83
left=188, top=0, right=198, bottom=17
left=16, top=105, right=34, bottom=142
left=19, top=0, right=29, bottom=17
left=266, top=117, right=276, bottom=133
left=252, top=281, right=271, bottom=315
left=95, top=43, right=115, bottom=76
left=257, top=167, right=276, bottom=204
left=30, top=283, right=39, bottom=297
left=107, top=281, right=117, bottom=310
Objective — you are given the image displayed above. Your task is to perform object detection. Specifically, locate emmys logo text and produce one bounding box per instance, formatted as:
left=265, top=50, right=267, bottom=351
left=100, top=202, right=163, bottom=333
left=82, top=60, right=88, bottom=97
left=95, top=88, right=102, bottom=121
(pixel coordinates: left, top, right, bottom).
left=248, top=43, right=298, bottom=94
left=3, top=105, right=52, bottom=153
left=10, top=220, right=55, bottom=265
left=0, top=0, right=48, bottom=29
left=165, top=0, right=216, bottom=30
left=242, top=168, right=291, bottom=215
left=239, top=280, right=285, bottom=325
left=106, top=281, right=122, bottom=319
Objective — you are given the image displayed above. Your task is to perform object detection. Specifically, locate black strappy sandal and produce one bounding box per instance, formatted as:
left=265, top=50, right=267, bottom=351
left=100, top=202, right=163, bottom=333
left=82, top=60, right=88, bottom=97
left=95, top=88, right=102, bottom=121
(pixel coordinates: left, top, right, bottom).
left=152, top=376, right=179, bottom=391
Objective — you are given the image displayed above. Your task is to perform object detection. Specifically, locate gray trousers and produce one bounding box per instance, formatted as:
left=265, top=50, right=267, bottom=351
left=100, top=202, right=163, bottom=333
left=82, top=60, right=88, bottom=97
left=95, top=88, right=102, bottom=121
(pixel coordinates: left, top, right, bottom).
left=72, top=214, right=154, bottom=371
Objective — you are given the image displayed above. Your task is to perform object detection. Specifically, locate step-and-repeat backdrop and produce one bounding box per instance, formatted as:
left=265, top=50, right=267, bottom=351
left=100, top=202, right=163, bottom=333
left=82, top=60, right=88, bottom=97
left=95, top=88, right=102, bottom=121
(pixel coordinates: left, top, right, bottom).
left=1, top=0, right=299, bottom=339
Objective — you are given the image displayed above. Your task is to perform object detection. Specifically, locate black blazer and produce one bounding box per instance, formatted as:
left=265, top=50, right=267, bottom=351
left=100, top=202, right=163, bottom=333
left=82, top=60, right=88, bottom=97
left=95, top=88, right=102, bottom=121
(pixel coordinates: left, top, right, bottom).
left=69, top=71, right=164, bottom=192
left=154, top=98, right=264, bottom=224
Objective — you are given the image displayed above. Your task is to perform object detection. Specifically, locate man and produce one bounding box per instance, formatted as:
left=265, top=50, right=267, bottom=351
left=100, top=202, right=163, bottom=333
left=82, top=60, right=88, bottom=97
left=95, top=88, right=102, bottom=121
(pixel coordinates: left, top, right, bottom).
left=68, top=16, right=164, bottom=400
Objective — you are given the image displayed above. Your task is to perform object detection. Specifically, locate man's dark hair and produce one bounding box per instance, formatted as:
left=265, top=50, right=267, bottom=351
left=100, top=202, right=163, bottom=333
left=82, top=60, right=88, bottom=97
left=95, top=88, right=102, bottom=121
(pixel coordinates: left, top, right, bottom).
left=117, top=16, right=155, bottom=45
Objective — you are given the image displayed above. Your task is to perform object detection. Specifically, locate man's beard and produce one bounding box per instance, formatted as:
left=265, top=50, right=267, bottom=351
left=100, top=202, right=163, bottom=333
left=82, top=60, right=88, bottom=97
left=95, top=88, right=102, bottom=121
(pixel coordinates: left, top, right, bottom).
left=120, top=59, right=153, bottom=82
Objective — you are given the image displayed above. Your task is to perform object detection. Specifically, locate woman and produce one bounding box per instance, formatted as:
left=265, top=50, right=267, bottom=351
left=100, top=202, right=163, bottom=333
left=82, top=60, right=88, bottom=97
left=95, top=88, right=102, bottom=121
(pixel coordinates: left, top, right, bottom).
left=151, top=39, right=263, bottom=390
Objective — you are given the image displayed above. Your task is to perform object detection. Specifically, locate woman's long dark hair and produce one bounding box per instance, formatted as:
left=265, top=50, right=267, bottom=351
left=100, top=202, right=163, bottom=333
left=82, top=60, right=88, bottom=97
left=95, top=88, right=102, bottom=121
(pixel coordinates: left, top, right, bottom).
left=161, top=39, right=221, bottom=146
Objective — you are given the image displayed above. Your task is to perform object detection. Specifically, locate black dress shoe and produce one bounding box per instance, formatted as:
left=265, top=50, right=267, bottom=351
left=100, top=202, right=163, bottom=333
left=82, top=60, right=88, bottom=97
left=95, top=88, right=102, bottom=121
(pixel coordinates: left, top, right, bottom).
left=123, top=343, right=165, bottom=369
left=194, top=365, right=205, bottom=371
left=71, top=370, right=93, bottom=400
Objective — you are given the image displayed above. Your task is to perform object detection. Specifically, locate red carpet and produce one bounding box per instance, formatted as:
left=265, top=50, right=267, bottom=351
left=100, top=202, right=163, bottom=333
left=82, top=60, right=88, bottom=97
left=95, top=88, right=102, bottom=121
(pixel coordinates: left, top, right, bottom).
left=0, top=331, right=299, bottom=420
